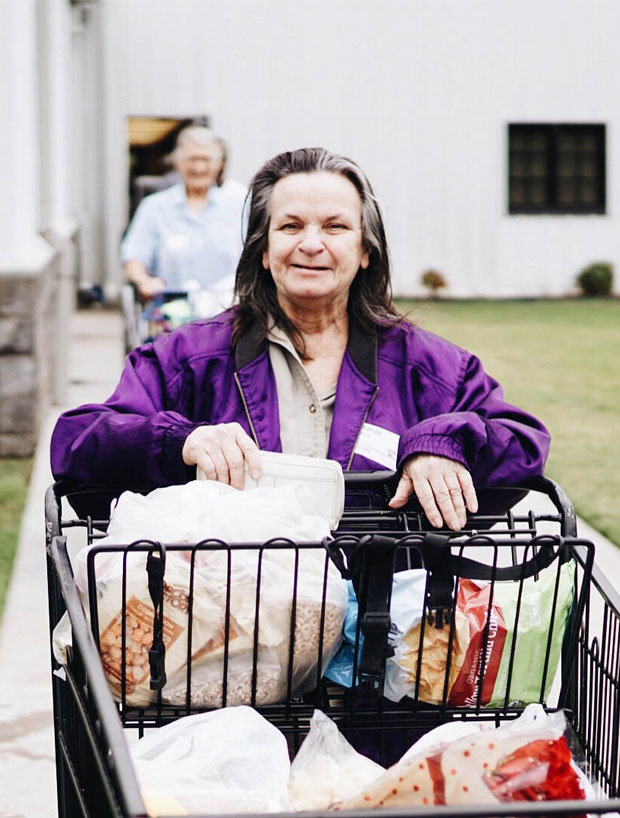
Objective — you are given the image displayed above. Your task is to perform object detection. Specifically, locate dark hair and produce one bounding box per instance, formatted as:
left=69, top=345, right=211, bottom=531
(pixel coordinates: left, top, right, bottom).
left=233, top=147, right=401, bottom=359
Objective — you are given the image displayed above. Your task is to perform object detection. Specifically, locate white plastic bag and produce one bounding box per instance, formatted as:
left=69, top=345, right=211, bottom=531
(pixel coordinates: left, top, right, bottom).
left=288, top=710, right=384, bottom=810
left=69, top=480, right=347, bottom=706
left=130, top=706, right=292, bottom=815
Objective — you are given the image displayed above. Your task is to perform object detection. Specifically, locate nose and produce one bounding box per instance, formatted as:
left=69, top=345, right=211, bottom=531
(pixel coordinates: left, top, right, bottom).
left=298, top=226, right=324, bottom=256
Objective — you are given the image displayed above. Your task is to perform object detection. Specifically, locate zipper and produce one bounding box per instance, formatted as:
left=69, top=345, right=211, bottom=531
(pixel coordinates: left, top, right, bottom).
left=234, top=372, right=260, bottom=447
left=346, top=385, right=379, bottom=470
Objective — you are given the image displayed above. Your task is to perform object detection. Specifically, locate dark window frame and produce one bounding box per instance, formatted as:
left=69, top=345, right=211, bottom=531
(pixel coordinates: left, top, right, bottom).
left=508, top=123, right=606, bottom=215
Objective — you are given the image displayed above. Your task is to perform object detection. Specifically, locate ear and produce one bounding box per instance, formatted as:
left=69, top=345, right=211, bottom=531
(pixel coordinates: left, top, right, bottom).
left=360, top=249, right=370, bottom=270
left=262, top=250, right=270, bottom=271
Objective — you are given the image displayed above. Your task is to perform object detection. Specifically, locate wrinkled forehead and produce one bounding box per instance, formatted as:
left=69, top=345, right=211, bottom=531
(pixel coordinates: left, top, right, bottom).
left=268, top=171, right=363, bottom=219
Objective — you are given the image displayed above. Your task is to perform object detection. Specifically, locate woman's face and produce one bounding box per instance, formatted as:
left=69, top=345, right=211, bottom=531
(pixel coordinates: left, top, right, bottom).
left=176, top=140, right=223, bottom=193
left=262, top=172, right=369, bottom=314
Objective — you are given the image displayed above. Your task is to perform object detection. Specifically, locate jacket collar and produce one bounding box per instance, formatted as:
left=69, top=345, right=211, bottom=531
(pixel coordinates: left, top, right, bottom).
left=234, top=313, right=378, bottom=384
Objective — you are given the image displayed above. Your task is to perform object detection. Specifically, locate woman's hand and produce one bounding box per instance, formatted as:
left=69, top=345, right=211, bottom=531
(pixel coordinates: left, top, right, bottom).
left=137, top=275, right=166, bottom=300
left=182, top=423, right=263, bottom=490
left=388, top=454, right=478, bottom=531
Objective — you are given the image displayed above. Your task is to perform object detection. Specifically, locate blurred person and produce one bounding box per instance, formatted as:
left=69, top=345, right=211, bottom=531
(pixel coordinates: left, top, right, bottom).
left=121, top=126, right=246, bottom=300
left=52, top=147, right=550, bottom=532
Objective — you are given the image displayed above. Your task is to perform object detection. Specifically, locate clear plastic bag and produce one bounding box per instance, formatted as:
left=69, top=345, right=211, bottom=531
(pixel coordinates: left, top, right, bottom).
left=130, top=706, right=292, bottom=815
left=288, top=710, right=384, bottom=810
left=67, top=481, right=347, bottom=706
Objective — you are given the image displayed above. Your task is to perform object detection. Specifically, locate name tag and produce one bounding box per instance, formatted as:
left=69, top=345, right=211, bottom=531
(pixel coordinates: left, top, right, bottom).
left=353, top=423, right=400, bottom=470
left=164, top=233, right=190, bottom=251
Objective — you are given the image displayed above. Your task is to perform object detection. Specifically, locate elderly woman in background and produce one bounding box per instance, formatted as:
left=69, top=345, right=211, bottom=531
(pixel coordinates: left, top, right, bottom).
left=121, top=125, right=246, bottom=300
left=52, top=147, right=549, bottom=531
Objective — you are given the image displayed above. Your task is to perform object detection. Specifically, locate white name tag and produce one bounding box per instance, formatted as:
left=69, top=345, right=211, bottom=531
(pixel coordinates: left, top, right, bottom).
left=353, top=423, right=400, bottom=470
left=164, top=233, right=190, bottom=251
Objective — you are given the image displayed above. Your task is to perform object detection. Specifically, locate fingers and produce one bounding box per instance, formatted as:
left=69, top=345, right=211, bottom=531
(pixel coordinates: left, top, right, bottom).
left=394, top=454, right=477, bottom=531
left=182, top=423, right=261, bottom=489
left=413, top=478, right=444, bottom=529
left=236, top=432, right=262, bottom=481
left=458, top=468, right=478, bottom=514
left=138, top=277, right=165, bottom=299
left=388, top=472, right=414, bottom=509
left=442, top=472, right=467, bottom=530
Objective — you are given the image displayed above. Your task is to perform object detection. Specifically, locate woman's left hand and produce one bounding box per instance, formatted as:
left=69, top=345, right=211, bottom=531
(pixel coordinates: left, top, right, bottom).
left=388, top=454, right=478, bottom=531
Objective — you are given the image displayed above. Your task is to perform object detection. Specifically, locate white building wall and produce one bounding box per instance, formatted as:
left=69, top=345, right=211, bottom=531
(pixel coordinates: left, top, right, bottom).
left=101, top=0, right=620, bottom=297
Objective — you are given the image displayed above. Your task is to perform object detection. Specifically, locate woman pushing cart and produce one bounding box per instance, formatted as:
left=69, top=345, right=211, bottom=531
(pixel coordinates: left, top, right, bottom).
left=45, top=147, right=620, bottom=818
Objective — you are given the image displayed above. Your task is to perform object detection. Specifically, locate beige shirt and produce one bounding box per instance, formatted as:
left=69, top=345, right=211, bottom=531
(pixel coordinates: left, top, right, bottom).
left=267, top=324, right=336, bottom=457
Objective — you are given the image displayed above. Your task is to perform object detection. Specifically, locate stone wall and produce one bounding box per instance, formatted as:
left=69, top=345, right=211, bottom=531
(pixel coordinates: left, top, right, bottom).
left=0, top=227, right=77, bottom=456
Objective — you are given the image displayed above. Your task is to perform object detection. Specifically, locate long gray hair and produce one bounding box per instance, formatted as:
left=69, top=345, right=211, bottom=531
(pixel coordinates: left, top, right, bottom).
left=233, top=147, right=401, bottom=359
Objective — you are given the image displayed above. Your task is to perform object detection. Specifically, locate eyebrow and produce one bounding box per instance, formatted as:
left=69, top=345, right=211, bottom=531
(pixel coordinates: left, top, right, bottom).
left=275, top=212, right=352, bottom=222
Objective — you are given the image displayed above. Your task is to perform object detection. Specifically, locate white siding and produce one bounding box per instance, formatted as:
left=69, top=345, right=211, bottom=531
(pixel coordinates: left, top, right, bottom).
left=102, top=0, right=620, bottom=297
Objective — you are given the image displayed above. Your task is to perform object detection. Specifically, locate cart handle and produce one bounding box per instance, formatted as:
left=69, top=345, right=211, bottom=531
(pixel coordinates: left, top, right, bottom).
left=47, top=471, right=577, bottom=537
left=342, top=471, right=577, bottom=537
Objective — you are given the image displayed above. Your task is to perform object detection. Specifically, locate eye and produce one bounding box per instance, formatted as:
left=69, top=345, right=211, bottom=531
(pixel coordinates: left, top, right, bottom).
left=278, top=222, right=301, bottom=232
left=325, top=223, right=349, bottom=232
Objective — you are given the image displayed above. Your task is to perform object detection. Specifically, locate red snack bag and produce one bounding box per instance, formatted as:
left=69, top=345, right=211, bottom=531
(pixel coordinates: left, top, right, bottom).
left=448, top=579, right=507, bottom=706
left=484, top=735, right=586, bottom=807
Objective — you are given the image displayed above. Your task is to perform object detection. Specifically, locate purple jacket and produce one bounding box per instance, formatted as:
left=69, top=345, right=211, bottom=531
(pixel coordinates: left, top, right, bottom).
left=50, top=311, right=550, bottom=489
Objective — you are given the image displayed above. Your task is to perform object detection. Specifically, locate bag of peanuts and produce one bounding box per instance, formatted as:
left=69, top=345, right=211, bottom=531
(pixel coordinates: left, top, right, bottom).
left=70, top=481, right=347, bottom=707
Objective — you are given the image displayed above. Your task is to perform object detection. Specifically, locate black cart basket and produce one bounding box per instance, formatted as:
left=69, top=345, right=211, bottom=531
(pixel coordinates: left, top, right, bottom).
left=45, top=474, right=620, bottom=818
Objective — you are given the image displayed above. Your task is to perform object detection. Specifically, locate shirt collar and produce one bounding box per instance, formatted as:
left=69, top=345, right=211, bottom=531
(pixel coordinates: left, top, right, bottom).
left=171, top=182, right=222, bottom=208
left=235, top=311, right=378, bottom=384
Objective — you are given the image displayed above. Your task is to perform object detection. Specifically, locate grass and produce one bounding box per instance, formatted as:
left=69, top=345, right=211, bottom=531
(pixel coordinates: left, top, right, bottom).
left=0, top=458, right=32, bottom=618
left=396, top=298, right=620, bottom=546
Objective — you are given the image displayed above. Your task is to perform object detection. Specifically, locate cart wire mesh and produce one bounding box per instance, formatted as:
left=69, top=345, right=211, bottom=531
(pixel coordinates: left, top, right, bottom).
left=45, top=475, right=620, bottom=818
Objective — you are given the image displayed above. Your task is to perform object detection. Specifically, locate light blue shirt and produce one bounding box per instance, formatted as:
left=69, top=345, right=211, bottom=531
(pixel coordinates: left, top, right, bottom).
left=120, top=181, right=246, bottom=290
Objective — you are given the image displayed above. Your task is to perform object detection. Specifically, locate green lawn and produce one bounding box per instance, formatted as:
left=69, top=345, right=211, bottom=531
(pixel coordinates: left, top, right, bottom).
left=0, top=458, right=32, bottom=618
left=396, top=298, right=620, bottom=546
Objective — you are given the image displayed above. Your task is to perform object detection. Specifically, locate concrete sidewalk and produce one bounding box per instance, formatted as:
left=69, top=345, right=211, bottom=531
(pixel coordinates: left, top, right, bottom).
left=0, top=308, right=124, bottom=818
left=1, top=305, right=619, bottom=818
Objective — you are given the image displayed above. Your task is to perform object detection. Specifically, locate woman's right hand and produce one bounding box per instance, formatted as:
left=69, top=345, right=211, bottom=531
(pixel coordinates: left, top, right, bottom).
left=137, top=275, right=165, bottom=300
left=182, top=423, right=263, bottom=490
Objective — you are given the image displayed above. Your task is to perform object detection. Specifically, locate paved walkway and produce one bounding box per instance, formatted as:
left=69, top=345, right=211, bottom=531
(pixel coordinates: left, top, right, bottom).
left=0, top=308, right=124, bottom=818
left=0, top=306, right=619, bottom=817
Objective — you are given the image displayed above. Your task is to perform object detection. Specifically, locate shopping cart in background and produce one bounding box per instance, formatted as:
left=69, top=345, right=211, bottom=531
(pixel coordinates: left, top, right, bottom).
left=120, top=276, right=235, bottom=353
left=45, top=473, right=620, bottom=818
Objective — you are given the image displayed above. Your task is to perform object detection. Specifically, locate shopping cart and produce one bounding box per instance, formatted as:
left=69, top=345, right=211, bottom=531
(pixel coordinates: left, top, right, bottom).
left=45, top=473, right=620, bottom=818
left=121, top=279, right=235, bottom=353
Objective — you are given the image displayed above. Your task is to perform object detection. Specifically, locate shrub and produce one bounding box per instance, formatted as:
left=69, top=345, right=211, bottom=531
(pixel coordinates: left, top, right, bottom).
left=576, top=262, right=613, bottom=296
left=420, top=269, right=447, bottom=296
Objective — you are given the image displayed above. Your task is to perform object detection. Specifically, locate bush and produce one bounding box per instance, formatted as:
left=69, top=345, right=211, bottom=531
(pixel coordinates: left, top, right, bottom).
left=576, top=262, right=613, bottom=296
left=420, top=269, right=447, bottom=295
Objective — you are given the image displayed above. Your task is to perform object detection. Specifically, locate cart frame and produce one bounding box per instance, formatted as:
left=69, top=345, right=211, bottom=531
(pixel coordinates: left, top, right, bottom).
left=45, top=477, right=620, bottom=818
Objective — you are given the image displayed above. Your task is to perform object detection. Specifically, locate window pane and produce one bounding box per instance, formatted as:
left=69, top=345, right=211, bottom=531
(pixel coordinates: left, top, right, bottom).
left=530, top=155, right=547, bottom=177
left=510, top=179, right=525, bottom=206
left=557, top=152, right=576, bottom=177
left=579, top=180, right=598, bottom=205
left=508, top=123, right=604, bottom=212
left=581, top=157, right=598, bottom=178
left=529, top=180, right=547, bottom=205
left=557, top=178, right=578, bottom=206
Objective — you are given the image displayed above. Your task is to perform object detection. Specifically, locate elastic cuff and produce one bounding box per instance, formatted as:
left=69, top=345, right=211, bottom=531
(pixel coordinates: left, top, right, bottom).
left=161, top=422, right=202, bottom=482
left=398, top=433, right=467, bottom=470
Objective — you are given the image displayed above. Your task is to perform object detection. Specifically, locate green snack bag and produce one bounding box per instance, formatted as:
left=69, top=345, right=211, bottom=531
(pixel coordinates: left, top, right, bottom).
left=487, top=560, right=575, bottom=707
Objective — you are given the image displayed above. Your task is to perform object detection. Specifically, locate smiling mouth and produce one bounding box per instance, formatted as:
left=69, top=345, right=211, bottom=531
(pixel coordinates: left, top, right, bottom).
left=292, top=264, right=330, bottom=271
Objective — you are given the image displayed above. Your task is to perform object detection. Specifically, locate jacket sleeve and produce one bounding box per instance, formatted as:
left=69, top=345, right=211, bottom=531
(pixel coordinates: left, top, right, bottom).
left=397, top=352, right=550, bottom=486
left=50, top=345, right=200, bottom=489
